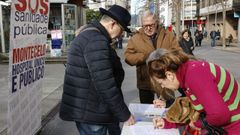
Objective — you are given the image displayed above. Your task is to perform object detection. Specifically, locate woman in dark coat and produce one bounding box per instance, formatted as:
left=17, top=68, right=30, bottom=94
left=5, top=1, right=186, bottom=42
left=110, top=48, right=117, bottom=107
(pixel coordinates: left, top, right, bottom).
left=179, top=29, right=194, bottom=55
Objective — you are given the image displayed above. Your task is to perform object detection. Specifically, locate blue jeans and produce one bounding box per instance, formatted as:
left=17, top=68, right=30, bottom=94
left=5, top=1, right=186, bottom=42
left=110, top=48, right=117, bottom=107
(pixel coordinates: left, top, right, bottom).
left=211, top=38, right=216, bottom=47
left=75, top=122, right=121, bottom=135
left=76, top=122, right=107, bottom=135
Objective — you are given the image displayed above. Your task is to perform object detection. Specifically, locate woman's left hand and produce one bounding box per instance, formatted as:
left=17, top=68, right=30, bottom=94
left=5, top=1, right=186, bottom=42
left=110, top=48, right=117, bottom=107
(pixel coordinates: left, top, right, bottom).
left=153, top=99, right=166, bottom=108
left=153, top=117, right=165, bottom=129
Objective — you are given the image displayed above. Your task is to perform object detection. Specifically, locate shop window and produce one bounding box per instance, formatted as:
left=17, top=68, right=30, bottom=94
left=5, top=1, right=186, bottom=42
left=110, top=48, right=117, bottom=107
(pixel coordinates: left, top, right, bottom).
left=49, top=4, right=62, bottom=30
left=62, top=4, right=77, bottom=50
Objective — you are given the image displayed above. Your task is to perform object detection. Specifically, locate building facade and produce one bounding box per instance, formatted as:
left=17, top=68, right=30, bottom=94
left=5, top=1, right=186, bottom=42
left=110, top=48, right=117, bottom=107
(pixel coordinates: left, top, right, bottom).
left=87, top=0, right=128, bottom=11
left=170, top=0, right=199, bottom=33
left=128, top=0, right=198, bottom=33
left=200, top=0, right=240, bottom=41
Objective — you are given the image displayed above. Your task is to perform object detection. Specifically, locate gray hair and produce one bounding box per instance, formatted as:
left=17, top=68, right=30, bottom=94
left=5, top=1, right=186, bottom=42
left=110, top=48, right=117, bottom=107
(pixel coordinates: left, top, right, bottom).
left=146, top=48, right=168, bottom=65
left=100, top=15, right=115, bottom=22
left=141, top=10, right=158, bottom=23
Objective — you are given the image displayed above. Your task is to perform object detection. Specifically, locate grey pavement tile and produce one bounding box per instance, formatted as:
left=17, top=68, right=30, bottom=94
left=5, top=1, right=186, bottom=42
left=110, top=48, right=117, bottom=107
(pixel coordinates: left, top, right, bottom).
left=0, top=64, right=65, bottom=134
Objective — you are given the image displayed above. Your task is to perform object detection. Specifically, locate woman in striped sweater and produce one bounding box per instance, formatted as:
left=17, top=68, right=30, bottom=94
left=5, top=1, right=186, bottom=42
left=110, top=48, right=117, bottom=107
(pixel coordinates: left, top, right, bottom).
left=147, top=48, right=240, bottom=135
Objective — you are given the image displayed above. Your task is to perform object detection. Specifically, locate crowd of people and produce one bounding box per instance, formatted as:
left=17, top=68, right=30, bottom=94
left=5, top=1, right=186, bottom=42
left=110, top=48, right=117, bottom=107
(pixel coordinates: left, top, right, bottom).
left=59, top=5, right=240, bottom=135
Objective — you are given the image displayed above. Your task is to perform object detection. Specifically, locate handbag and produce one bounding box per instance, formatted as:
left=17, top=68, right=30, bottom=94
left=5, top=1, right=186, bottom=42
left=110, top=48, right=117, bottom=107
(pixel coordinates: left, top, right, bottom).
left=199, top=113, right=228, bottom=135
left=166, top=97, right=199, bottom=123
left=182, top=125, right=201, bottom=135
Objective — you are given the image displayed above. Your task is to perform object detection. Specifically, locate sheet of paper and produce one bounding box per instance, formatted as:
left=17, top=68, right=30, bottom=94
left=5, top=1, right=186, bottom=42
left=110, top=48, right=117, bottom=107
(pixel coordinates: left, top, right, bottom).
left=130, top=124, right=179, bottom=135
left=129, top=103, right=166, bottom=116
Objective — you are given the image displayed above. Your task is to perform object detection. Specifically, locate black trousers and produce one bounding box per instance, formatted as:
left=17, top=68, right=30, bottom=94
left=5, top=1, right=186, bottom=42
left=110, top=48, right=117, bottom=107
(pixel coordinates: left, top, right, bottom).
left=139, top=89, right=154, bottom=104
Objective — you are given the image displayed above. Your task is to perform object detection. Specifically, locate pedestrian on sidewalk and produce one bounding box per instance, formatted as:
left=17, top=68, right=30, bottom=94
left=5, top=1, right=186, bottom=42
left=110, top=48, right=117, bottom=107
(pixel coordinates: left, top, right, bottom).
left=147, top=48, right=240, bottom=134
left=194, top=30, right=199, bottom=47
left=203, top=30, right=208, bottom=38
left=216, top=30, right=221, bottom=40
left=59, top=5, right=135, bottom=135
left=210, top=30, right=217, bottom=47
left=197, top=31, right=203, bottom=47
left=179, top=29, right=194, bottom=55
left=124, top=10, right=181, bottom=105
left=227, top=34, right=233, bottom=46
left=117, top=33, right=123, bottom=49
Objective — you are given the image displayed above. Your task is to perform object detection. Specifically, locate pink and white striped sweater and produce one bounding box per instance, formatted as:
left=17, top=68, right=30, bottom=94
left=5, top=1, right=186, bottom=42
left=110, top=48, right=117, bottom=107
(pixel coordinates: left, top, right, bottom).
left=163, top=61, right=240, bottom=135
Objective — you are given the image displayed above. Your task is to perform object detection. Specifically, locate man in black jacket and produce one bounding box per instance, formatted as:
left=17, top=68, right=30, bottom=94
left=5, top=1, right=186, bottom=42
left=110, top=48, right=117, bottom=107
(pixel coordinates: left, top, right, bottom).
left=59, top=5, right=135, bottom=135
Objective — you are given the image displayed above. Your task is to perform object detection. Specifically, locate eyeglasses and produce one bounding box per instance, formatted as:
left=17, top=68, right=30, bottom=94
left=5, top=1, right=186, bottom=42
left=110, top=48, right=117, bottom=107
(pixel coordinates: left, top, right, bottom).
left=142, top=23, right=156, bottom=29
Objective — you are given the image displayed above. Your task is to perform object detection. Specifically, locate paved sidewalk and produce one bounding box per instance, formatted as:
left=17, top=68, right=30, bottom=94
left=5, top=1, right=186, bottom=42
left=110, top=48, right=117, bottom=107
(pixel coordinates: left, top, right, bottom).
left=0, top=38, right=239, bottom=135
left=0, top=64, right=65, bottom=134
left=213, top=39, right=240, bottom=53
left=38, top=38, right=240, bottom=135
left=194, top=39, right=240, bottom=82
left=214, top=45, right=240, bottom=54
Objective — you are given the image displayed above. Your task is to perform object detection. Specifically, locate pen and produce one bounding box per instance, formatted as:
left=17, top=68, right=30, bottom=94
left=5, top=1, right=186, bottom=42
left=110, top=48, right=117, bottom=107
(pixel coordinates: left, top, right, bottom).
left=136, top=118, right=142, bottom=122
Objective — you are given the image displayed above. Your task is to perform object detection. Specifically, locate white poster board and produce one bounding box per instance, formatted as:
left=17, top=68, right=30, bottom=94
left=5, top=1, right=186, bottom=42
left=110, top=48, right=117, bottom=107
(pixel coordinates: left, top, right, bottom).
left=8, top=0, right=49, bottom=135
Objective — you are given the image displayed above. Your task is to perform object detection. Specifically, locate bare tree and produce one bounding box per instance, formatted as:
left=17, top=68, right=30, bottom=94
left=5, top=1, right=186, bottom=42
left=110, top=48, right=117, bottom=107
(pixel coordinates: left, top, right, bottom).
left=172, top=0, right=181, bottom=40
left=213, top=0, right=219, bottom=27
left=155, top=0, right=160, bottom=18
left=212, top=0, right=228, bottom=47
left=220, top=0, right=227, bottom=48
left=207, top=0, right=210, bottom=39
left=145, top=0, right=160, bottom=17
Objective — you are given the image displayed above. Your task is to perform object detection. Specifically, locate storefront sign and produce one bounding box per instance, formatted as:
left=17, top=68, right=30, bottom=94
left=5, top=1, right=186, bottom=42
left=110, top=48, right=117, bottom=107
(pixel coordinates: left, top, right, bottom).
left=8, top=0, right=49, bottom=135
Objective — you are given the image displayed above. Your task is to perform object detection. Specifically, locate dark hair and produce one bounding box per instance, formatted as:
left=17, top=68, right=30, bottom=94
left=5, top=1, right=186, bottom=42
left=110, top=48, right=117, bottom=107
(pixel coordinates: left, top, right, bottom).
left=180, top=29, right=191, bottom=39
left=181, top=29, right=190, bottom=36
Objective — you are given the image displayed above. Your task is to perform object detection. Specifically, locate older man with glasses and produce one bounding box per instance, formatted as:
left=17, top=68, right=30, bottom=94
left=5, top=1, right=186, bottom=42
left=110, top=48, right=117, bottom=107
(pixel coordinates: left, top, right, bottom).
left=124, top=10, right=181, bottom=106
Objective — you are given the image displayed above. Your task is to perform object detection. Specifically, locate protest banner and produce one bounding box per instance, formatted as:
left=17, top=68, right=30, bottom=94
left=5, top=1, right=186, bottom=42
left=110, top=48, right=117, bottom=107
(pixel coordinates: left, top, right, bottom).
left=8, top=0, right=49, bottom=135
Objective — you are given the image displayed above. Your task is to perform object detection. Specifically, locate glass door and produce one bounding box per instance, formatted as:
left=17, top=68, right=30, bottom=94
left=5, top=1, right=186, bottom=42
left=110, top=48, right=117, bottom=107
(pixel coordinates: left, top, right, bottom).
left=61, top=4, right=78, bottom=51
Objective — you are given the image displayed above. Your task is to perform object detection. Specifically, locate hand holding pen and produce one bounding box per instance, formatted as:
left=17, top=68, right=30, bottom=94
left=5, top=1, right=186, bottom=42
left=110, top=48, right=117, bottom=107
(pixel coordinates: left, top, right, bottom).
left=152, top=117, right=165, bottom=129
left=153, top=98, right=166, bottom=108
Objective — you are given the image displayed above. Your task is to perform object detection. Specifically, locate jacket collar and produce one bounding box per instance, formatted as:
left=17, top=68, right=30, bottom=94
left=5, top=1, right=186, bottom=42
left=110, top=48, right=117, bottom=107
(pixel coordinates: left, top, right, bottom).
left=91, top=21, right=112, bottom=43
left=137, top=26, right=166, bottom=48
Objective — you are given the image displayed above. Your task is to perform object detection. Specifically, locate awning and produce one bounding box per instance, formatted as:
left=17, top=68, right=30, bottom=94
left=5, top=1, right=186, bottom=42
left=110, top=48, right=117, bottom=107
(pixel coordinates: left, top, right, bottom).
left=0, top=1, right=10, bottom=6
